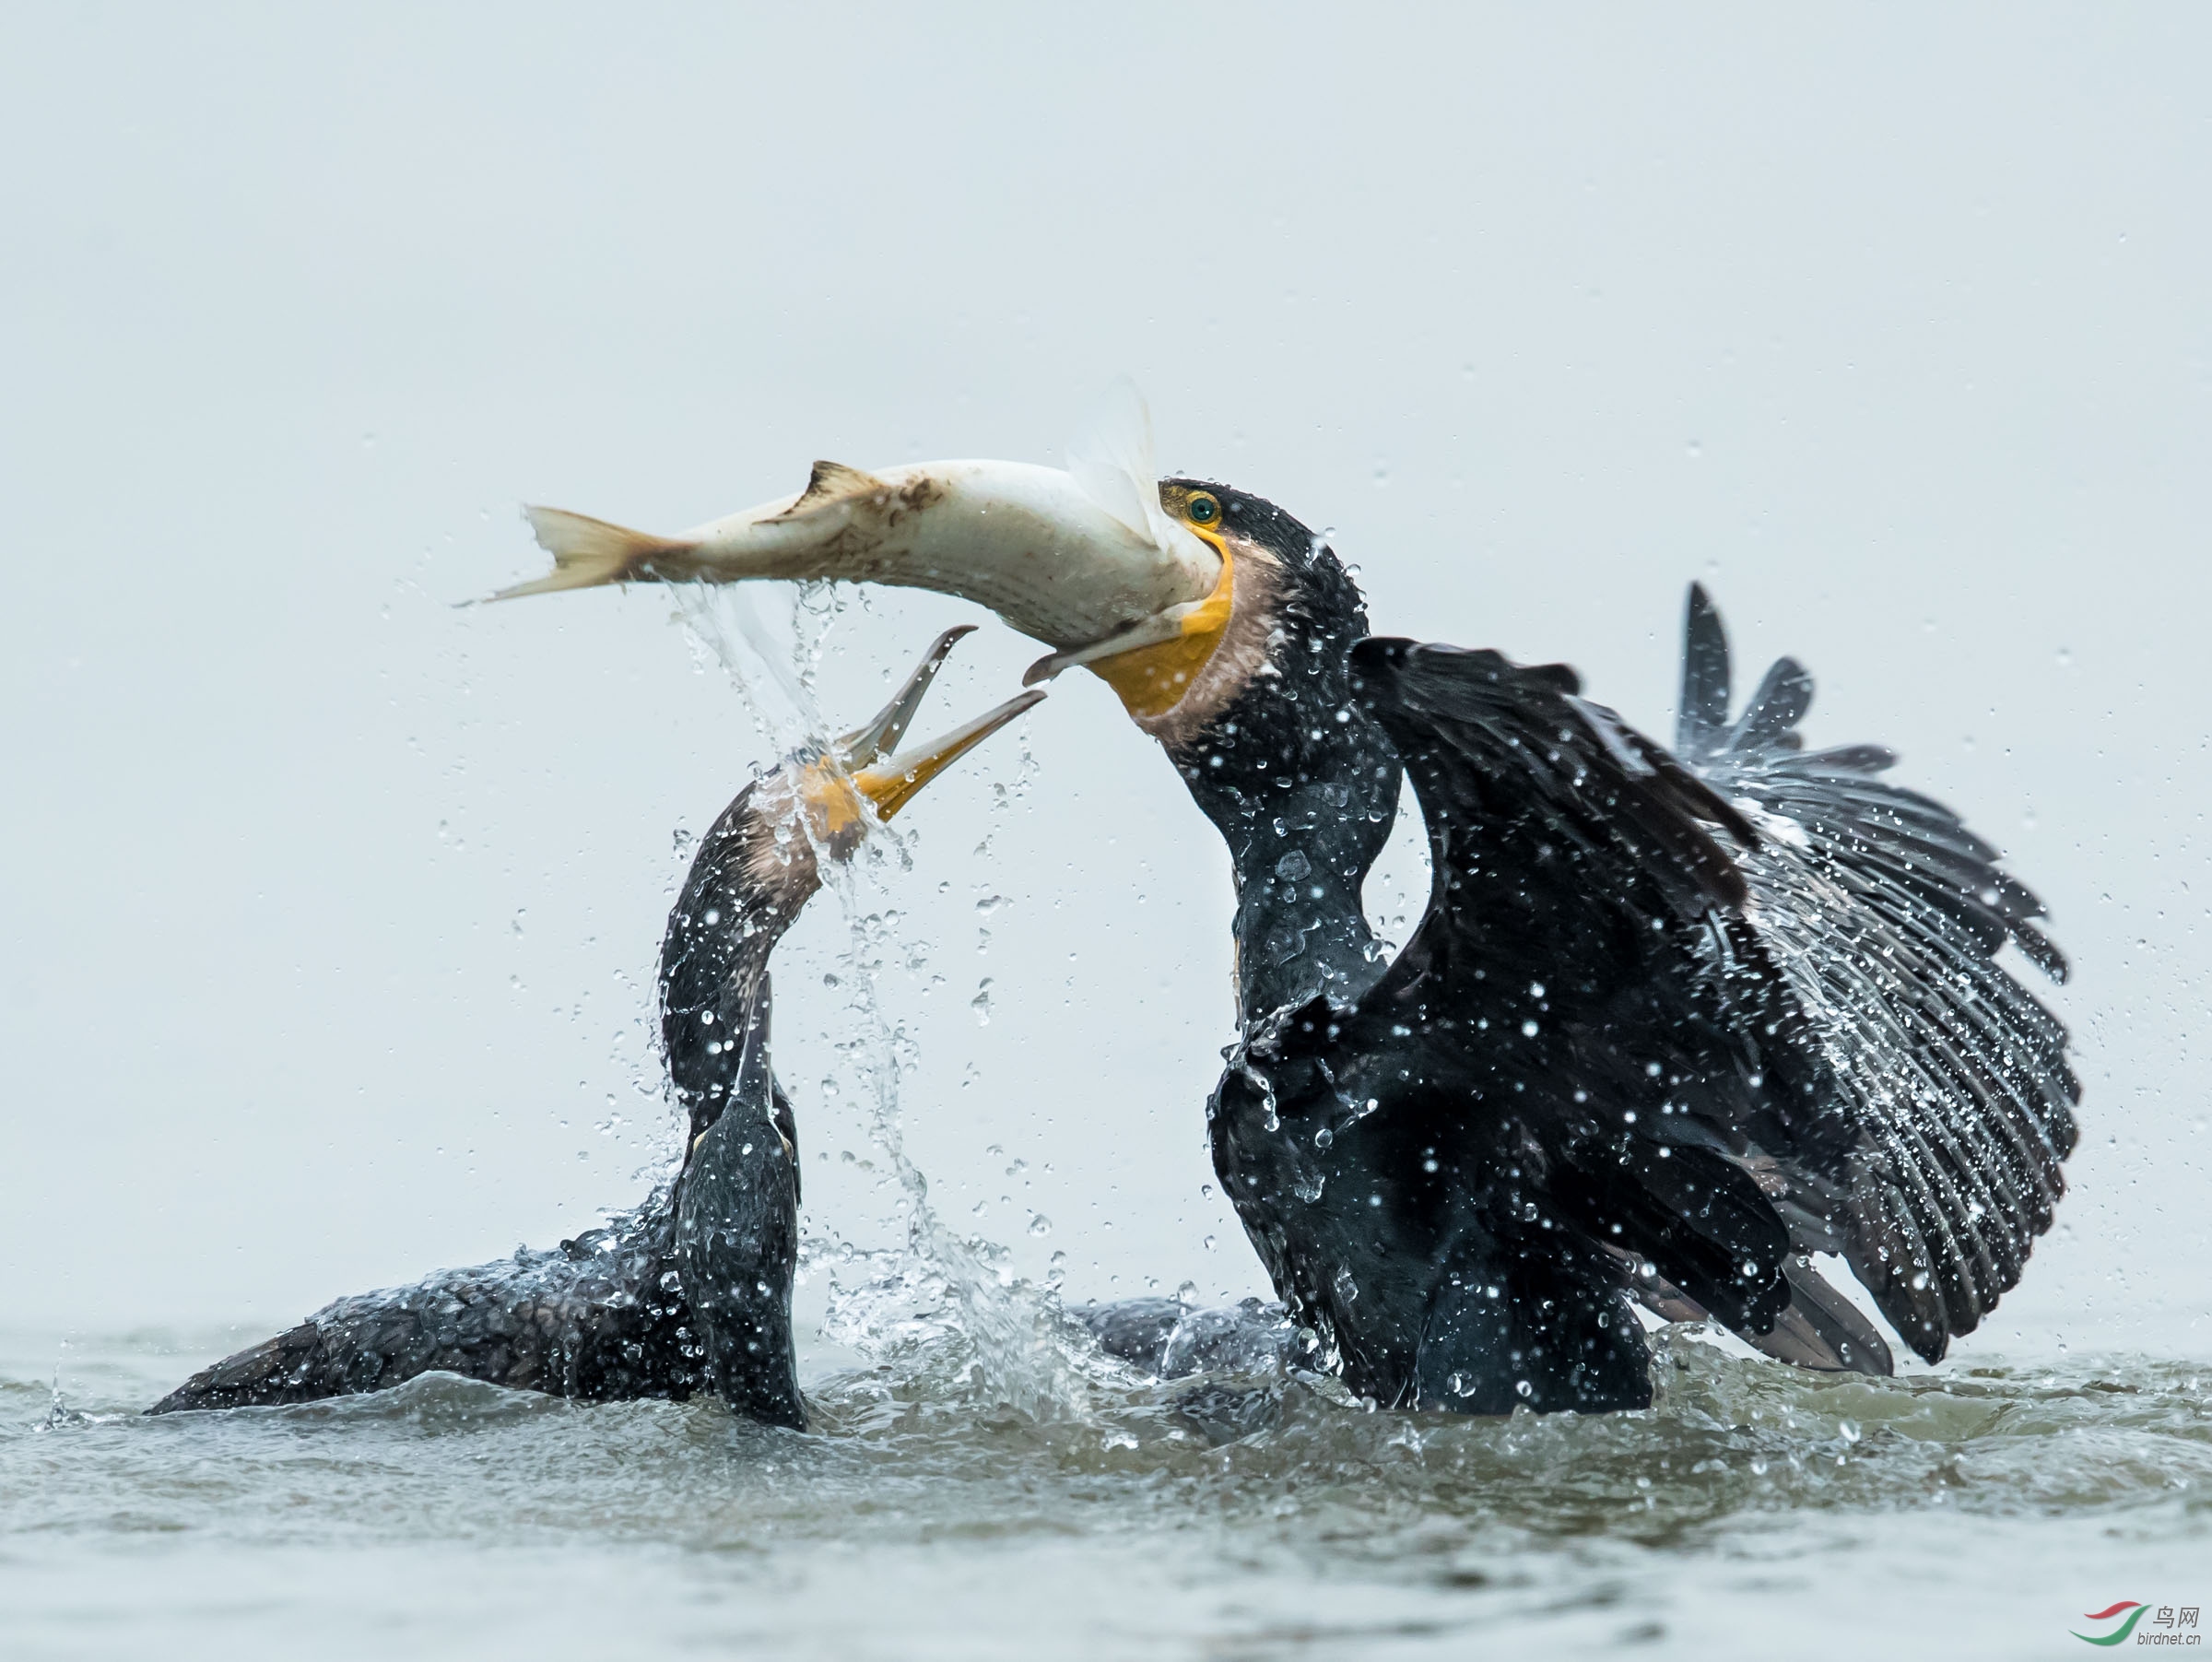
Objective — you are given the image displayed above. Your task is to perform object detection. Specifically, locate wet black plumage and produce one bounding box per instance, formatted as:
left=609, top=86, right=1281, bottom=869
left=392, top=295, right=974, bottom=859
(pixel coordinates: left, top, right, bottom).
left=1155, top=480, right=2074, bottom=1410
left=146, top=629, right=1039, bottom=1422
left=149, top=772, right=826, bottom=1423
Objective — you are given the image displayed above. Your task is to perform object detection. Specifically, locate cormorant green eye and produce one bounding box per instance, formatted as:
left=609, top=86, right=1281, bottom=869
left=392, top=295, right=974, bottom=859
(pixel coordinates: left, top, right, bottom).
left=1187, top=492, right=1221, bottom=526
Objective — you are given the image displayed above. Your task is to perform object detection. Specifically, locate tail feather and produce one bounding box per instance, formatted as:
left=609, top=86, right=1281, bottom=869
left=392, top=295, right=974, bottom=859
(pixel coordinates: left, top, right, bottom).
left=488, top=507, right=690, bottom=601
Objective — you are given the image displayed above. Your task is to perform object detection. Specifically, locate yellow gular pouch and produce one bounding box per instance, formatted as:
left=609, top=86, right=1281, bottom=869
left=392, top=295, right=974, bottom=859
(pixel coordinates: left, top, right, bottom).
left=794, top=760, right=876, bottom=852
left=1089, top=487, right=1235, bottom=720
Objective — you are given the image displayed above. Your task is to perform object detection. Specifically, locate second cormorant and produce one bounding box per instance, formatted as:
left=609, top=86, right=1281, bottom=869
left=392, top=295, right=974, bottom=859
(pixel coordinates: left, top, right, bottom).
left=150, top=629, right=1042, bottom=1422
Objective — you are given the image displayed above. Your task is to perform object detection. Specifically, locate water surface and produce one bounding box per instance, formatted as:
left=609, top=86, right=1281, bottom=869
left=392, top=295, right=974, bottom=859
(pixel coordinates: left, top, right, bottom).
left=7, top=1320, right=2206, bottom=1660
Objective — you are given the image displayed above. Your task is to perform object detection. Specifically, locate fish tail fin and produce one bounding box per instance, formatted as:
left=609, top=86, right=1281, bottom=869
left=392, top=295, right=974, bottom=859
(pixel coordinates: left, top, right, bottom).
left=488, top=507, right=692, bottom=600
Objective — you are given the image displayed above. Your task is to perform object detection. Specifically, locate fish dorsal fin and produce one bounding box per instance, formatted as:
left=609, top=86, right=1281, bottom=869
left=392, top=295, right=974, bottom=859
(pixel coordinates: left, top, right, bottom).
left=771, top=459, right=890, bottom=520
left=1067, top=379, right=1198, bottom=560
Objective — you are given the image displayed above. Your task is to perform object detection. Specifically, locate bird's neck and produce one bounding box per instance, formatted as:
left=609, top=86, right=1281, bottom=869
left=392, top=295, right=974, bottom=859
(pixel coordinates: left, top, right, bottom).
left=660, top=794, right=820, bottom=1144
left=1174, top=682, right=1403, bottom=1024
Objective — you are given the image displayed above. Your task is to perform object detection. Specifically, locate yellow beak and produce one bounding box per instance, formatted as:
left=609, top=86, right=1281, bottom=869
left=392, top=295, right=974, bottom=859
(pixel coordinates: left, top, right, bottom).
left=1019, top=525, right=1235, bottom=720
left=850, top=687, right=1047, bottom=821
left=791, top=626, right=1046, bottom=841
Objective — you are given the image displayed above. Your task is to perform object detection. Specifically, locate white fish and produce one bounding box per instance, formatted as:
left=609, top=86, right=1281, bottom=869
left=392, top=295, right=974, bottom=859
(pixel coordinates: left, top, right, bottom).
left=494, top=383, right=1220, bottom=653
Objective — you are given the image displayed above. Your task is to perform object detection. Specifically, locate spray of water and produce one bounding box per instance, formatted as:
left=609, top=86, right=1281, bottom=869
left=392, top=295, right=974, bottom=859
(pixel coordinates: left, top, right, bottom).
left=668, top=583, right=1112, bottom=1420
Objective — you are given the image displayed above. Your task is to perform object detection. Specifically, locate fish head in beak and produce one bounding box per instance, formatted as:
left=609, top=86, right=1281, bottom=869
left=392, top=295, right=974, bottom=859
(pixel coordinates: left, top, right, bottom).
left=500, top=388, right=1366, bottom=751
left=1015, top=478, right=1369, bottom=756
left=496, top=385, right=1225, bottom=654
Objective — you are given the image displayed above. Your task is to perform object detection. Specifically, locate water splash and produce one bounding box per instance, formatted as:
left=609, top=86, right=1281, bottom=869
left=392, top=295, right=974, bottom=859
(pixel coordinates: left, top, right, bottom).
left=669, top=582, right=1110, bottom=1421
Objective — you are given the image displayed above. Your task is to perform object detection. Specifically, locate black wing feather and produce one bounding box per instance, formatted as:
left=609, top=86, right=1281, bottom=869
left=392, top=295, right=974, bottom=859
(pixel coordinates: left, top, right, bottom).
left=1351, top=639, right=1797, bottom=1335
left=1677, top=583, right=2078, bottom=1360
left=1677, top=583, right=1734, bottom=760
left=1348, top=592, right=2076, bottom=1373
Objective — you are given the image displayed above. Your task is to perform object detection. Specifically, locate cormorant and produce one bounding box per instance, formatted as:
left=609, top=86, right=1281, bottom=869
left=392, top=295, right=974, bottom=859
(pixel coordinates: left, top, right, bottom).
left=1090, top=488, right=2073, bottom=1410
left=149, top=629, right=1043, bottom=1422
left=504, top=436, right=2077, bottom=1414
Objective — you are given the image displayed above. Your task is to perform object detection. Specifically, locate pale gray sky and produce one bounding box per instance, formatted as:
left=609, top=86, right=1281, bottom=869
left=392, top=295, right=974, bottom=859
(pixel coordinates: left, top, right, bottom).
left=3, top=5, right=2206, bottom=1359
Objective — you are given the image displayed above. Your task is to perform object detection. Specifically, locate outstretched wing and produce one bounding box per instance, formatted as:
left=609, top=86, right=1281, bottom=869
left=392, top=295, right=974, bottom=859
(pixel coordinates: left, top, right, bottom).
left=1674, top=583, right=2078, bottom=1361
left=1348, top=637, right=1805, bottom=1342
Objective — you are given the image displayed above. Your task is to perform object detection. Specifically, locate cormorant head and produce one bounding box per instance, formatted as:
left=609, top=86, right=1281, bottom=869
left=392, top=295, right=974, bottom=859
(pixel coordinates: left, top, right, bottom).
left=1023, top=478, right=1371, bottom=762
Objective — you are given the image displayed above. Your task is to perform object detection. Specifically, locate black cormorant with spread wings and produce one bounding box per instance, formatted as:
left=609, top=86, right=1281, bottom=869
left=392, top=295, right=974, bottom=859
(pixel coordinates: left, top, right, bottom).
left=149, top=631, right=1041, bottom=1423
left=1113, top=484, right=2072, bottom=1410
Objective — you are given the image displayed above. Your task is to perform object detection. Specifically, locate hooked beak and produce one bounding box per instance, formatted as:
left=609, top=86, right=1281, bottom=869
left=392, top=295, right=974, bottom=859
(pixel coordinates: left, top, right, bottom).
left=849, top=687, right=1046, bottom=822
left=1018, top=522, right=1233, bottom=696
left=794, top=628, right=1046, bottom=840
left=831, top=625, right=977, bottom=768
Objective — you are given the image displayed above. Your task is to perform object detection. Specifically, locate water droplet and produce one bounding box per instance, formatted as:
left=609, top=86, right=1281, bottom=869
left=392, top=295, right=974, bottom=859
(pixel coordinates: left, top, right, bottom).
left=1202, top=1234, right=1217, bottom=1251
left=1521, top=1019, right=1540, bottom=1037
left=971, top=979, right=994, bottom=1025
left=1448, top=1371, right=1474, bottom=1397
left=1515, top=1379, right=1533, bottom=1398
left=1028, top=1214, right=1052, bottom=1237
left=1839, top=1419, right=1861, bottom=1444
